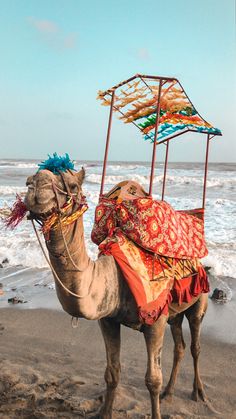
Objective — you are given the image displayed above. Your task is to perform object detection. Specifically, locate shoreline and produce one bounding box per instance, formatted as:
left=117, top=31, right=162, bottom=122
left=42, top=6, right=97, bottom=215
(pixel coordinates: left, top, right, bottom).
left=0, top=307, right=235, bottom=418
left=1, top=269, right=235, bottom=345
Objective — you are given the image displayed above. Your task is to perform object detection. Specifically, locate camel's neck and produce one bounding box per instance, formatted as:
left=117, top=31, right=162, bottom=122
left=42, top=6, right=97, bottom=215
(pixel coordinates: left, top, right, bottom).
left=46, top=216, right=94, bottom=315
left=45, top=214, right=123, bottom=321
left=48, top=216, right=89, bottom=271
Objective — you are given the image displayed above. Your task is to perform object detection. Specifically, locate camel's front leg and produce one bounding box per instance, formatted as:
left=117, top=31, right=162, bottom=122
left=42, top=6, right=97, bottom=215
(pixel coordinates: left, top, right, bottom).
left=185, top=293, right=208, bottom=402
left=99, top=318, right=121, bottom=419
left=143, top=314, right=167, bottom=419
left=161, top=312, right=185, bottom=401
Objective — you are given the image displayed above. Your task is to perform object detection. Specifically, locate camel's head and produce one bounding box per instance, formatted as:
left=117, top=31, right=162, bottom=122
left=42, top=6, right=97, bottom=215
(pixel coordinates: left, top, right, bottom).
left=25, top=167, right=85, bottom=219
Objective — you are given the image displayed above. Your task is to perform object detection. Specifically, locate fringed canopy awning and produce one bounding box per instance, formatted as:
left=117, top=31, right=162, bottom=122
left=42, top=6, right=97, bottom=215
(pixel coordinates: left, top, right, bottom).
left=97, top=74, right=221, bottom=144
left=98, top=73, right=222, bottom=204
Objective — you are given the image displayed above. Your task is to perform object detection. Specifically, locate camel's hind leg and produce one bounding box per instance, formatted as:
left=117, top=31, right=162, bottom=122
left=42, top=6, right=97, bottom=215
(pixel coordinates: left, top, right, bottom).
left=99, top=318, right=121, bottom=419
left=143, top=314, right=167, bottom=419
left=185, top=293, right=208, bottom=401
left=161, top=312, right=185, bottom=401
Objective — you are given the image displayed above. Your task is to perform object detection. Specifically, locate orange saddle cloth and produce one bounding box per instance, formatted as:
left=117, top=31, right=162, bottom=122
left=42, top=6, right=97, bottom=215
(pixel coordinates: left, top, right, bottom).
left=92, top=181, right=209, bottom=324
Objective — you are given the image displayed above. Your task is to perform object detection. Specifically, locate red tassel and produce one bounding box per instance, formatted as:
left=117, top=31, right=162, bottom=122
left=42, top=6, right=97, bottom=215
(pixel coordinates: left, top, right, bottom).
left=4, top=194, right=28, bottom=229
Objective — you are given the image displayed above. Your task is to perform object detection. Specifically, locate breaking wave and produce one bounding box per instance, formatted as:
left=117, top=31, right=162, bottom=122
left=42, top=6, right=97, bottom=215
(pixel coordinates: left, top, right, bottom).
left=0, top=186, right=27, bottom=196
left=0, top=161, right=38, bottom=169
left=85, top=173, right=236, bottom=189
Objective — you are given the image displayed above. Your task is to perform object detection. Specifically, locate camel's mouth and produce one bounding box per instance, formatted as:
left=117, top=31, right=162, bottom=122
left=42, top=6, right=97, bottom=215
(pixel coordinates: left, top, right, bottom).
left=29, top=206, right=56, bottom=221
left=24, top=187, right=57, bottom=221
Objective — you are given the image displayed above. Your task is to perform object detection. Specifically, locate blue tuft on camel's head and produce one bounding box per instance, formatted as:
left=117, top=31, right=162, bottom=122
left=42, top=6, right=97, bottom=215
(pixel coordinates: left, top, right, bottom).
left=38, top=153, right=75, bottom=174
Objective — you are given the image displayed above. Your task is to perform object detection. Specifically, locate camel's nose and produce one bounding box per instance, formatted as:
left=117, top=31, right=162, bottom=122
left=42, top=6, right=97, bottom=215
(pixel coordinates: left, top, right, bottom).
left=27, top=184, right=34, bottom=191
left=35, top=191, right=54, bottom=206
left=26, top=175, right=34, bottom=187
left=24, top=185, right=35, bottom=209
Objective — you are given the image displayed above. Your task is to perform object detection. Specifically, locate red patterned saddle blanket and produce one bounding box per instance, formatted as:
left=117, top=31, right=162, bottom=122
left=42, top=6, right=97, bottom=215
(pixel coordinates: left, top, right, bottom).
left=92, top=182, right=208, bottom=259
left=91, top=181, right=209, bottom=324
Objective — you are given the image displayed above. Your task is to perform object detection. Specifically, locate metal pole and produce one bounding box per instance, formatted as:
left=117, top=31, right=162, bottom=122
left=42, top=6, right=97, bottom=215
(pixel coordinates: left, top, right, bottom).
left=162, top=140, right=169, bottom=200
left=154, top=129, right=220, bottom=147
left=105, top=91, right=153, bottom=141
left=100, top=90, right=115, bottom=196
left=104, top=75, right=139, bottom=95
left=102, top=74, right=176, bottom=95
left=149, top=79, right=163, bottom=196
left=139, top=74, right=177, bottom=82
left=157, top=129, right=189, bottom=145
left=202, top=134, right=210, bottom=208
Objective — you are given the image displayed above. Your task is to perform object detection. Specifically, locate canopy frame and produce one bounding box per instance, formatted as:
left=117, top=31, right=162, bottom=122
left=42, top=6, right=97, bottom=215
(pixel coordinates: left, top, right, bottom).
left=99, top=74, right=222, bottom=209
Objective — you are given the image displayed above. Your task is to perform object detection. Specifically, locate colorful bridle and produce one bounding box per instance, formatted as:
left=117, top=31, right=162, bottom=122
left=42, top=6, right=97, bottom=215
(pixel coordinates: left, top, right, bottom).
left=5, top=169, right=88, bottom=237
left=5, top=155, right=91, bottom=299
left=39, top=170, right=88, bottom=239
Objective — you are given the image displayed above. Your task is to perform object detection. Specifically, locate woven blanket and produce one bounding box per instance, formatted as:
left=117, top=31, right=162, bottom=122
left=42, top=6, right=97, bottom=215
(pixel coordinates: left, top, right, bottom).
left=91, top=193, right=209, bottom=324
left=98, top=230, right=209, bottom=324
left=91, top=196, right=208, bottom=259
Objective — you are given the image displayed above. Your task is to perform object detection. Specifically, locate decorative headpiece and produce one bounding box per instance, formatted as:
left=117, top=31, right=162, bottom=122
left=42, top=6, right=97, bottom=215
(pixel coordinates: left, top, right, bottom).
left=4, top=153, right=82, bottom=230
left=38, top=152, right=75, bottom=174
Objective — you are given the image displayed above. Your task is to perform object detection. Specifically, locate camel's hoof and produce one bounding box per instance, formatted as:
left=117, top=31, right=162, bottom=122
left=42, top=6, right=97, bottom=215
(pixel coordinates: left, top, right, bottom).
left=191, top=388, right=207, bottom=402
left=161, top=390, right=173, bottom=403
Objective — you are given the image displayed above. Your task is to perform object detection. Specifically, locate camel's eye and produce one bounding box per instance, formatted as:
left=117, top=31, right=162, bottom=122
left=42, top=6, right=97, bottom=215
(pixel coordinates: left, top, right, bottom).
left=26, top=179, right=34, bottom=187
left=70, top=183, right=78, bottom=191
left=26, top=175, right=34, bottom=186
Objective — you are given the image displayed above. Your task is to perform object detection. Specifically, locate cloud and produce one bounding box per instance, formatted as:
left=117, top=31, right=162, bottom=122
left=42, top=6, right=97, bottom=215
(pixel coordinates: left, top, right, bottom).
left=63, top=33, right=77, bottom=49
left=27, top=17, right=77, bottom=51
left=137, top=48, right=150, bottom=60
left=28, top=17, right=59, bottom=34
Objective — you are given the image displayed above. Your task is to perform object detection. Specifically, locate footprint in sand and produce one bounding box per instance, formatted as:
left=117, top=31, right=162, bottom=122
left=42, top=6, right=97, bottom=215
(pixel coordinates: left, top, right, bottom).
left=71, top=376, right=86, bottom=386
left=0, top=324, right=4, bottom=335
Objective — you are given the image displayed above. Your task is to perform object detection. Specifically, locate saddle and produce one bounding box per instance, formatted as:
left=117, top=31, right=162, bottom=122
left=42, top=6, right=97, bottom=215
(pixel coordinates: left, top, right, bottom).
left=93, top=181, right=208, bottom=260
left=92, top=181, right=209, bottom=324
left=104, top=180, right=148, bottom=201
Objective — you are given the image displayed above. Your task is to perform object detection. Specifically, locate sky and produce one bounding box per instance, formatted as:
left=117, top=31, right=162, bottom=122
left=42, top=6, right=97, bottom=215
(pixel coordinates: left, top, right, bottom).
left=0, top=0, right=235, bottom=162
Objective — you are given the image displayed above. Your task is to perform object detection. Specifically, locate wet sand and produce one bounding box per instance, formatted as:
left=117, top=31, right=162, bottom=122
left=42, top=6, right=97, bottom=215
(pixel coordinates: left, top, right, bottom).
left=0, top=307, right=235, bottom=418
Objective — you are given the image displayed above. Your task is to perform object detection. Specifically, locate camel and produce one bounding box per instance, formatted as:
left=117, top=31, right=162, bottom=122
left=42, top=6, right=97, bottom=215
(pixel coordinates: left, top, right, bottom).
left=24, top=167, right=208, bottom=419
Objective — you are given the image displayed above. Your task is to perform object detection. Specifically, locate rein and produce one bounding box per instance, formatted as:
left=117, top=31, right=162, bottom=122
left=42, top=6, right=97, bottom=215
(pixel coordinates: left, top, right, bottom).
left=41, top=197, right=88, bottom=237
left=31, top=173, right=91, bottom=299
left=32, top=219, right=90, bottom=298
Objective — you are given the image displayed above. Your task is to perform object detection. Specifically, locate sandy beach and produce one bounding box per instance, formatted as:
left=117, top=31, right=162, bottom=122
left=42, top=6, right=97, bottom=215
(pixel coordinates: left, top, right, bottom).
left=0, top=304, right=235, bottom=419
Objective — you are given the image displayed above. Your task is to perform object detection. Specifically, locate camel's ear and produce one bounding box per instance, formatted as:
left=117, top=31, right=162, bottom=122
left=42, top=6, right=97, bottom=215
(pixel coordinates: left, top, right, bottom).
left=76, top=167, right=85, bottom=185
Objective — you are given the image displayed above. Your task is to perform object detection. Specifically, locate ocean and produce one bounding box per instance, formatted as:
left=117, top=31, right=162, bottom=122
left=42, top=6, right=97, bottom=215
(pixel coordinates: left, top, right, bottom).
left=0, top=159, right=235, bottom=310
